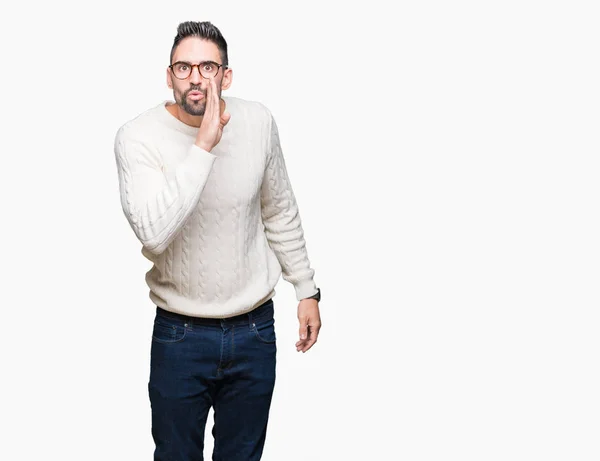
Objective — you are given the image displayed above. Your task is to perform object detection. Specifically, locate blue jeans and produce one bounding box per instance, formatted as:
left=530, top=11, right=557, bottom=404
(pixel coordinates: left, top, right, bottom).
left=148, top=298, right=277, bottom=461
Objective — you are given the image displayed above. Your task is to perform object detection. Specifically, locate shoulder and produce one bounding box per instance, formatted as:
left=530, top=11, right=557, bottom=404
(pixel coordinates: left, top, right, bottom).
left=223, top=95, right=273, bottom=124
left=114, top=102, right=165, bottom=146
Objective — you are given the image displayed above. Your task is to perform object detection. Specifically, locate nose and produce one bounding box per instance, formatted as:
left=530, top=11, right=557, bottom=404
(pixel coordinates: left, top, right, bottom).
left=189, top=66, right=202, bottom=85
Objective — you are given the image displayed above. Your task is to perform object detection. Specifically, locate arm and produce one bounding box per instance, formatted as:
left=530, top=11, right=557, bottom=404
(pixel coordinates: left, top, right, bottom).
left=114, top=126, right=216, bottom=254
left=260, top=113, right=318, bottom=301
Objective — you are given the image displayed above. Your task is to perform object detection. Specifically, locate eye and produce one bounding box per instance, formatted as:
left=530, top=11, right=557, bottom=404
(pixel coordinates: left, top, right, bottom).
left=203, top=63, right=215, bottom=71
left=173, top=62, right=188, bottom=72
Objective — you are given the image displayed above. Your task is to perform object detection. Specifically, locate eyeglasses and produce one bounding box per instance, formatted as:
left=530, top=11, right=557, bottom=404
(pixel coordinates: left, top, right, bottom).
left=169, top=60, right=228, bottom=80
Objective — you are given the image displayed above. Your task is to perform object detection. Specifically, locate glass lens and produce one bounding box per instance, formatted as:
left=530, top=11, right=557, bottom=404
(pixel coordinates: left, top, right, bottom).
left=199, top=62, right=218, bottom=78
left=172, top=62, right=191, bottom=79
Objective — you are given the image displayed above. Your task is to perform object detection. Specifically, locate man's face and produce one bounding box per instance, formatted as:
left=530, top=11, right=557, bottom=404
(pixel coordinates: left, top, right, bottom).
left=167, top=37, right=232, bottom=116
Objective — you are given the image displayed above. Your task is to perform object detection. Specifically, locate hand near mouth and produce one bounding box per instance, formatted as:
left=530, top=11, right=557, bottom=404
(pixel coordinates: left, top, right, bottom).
left=194, top=78, right=230, bottom=152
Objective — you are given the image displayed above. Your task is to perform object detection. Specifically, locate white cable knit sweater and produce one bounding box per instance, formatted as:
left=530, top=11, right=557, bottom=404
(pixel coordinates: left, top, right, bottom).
left=114, top=96, right=318, bottom=318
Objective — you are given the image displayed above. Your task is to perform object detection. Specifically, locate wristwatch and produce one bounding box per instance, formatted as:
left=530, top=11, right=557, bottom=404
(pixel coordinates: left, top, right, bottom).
left=304, top=288, right=321, bottom=302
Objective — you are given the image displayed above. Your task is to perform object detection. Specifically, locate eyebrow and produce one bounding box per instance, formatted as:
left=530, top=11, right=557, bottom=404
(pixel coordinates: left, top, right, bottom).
left=172, top=60, right=219, bottom=65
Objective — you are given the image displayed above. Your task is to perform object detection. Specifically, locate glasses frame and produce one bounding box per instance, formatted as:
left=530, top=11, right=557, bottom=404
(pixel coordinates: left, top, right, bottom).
left=168, top=60, right=228, bottom=80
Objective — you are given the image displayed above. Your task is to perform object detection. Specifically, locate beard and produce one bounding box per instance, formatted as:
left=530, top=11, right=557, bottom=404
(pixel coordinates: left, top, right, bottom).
left=176, top=85, right=219, bottom=116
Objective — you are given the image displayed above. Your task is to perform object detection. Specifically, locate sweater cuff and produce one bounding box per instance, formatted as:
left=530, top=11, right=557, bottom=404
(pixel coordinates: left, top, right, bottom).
left=294, top=279, right=319, bottom=301
left=189, top=144, right=217, bottom=162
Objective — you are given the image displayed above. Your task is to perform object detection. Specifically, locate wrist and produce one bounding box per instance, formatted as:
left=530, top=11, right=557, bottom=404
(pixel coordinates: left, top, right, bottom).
left=195, top=139, right=212, bottom=152
left=302, top=288, right=321, bottom=302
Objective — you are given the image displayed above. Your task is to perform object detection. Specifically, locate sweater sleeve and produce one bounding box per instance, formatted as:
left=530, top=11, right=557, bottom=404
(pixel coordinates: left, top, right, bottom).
left=114, top=126, right=217, bottom=255
left=260, top=113, right=318, bottom=301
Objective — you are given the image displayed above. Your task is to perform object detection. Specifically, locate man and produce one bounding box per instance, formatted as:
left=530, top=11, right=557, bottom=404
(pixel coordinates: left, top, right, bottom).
left=113, top=20, right=322, bottom=461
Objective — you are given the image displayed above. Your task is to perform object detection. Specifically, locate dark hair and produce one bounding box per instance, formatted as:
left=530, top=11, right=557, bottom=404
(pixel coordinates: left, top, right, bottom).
left=169, top=21, right=229, bottom=66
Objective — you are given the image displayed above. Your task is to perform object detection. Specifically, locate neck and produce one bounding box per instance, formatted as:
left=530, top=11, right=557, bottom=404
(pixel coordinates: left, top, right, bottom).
left=166, top=102, right=203, bottom=127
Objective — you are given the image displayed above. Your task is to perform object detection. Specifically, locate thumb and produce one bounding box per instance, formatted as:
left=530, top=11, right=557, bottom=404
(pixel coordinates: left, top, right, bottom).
left=299, top=317, right=308, bottom=340
left=220, top=110, right=231, bottom=126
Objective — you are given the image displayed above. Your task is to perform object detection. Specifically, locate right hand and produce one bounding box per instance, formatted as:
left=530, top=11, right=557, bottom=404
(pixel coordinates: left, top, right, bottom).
left=195, top=77, right=231, bottom=152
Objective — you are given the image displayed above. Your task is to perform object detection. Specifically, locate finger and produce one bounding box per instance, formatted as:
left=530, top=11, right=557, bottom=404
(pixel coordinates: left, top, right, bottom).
left=298, top=316, right=308, bottom=341
left=219, top=98, right=229, bottom=125
left=210, top=78, right=219, bottom=119
left=203, top=78, right=214, bottom=117
left=297, top=337, right=312, bottom=352
left=296, top=336, right=307, bottom=349
left=299, top=318, right=320, bottom=352
left=301, top=324, right=320, bottom=352
left=296, top=322, right=308, bottom=351
left=220, top=109, right=231, bottom=126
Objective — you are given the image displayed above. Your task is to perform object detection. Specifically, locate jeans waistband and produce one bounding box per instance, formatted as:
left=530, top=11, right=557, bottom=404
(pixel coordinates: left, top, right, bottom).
left=155, top=298, right=274, bottom=327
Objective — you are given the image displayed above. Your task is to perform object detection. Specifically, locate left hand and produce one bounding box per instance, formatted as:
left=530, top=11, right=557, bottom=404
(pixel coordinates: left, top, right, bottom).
left=296, top=298, right=322, bottom=353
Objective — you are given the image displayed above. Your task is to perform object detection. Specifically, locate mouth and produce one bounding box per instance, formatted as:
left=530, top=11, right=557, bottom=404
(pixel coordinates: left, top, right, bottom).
left=188, top=91, right=204, bottom=101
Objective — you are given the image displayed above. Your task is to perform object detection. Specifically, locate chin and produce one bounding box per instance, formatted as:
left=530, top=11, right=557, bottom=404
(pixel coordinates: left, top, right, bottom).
left=181, top=100, right=206, bottom=117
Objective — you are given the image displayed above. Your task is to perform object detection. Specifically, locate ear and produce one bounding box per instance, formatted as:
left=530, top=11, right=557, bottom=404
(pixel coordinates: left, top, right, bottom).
left=221, top=67, right=233, bottom=91
left=166, top=67, right=173, bottom=88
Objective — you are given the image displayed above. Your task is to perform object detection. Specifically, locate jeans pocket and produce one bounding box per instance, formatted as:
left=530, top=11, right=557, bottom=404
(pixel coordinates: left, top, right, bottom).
left=152, top=317, right=187, bottom=344
left=251, top=316, right=277, bottom=344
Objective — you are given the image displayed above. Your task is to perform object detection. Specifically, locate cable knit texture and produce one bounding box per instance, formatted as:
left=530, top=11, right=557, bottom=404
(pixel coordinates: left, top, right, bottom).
left=114, top=96, right=317, bottom=318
